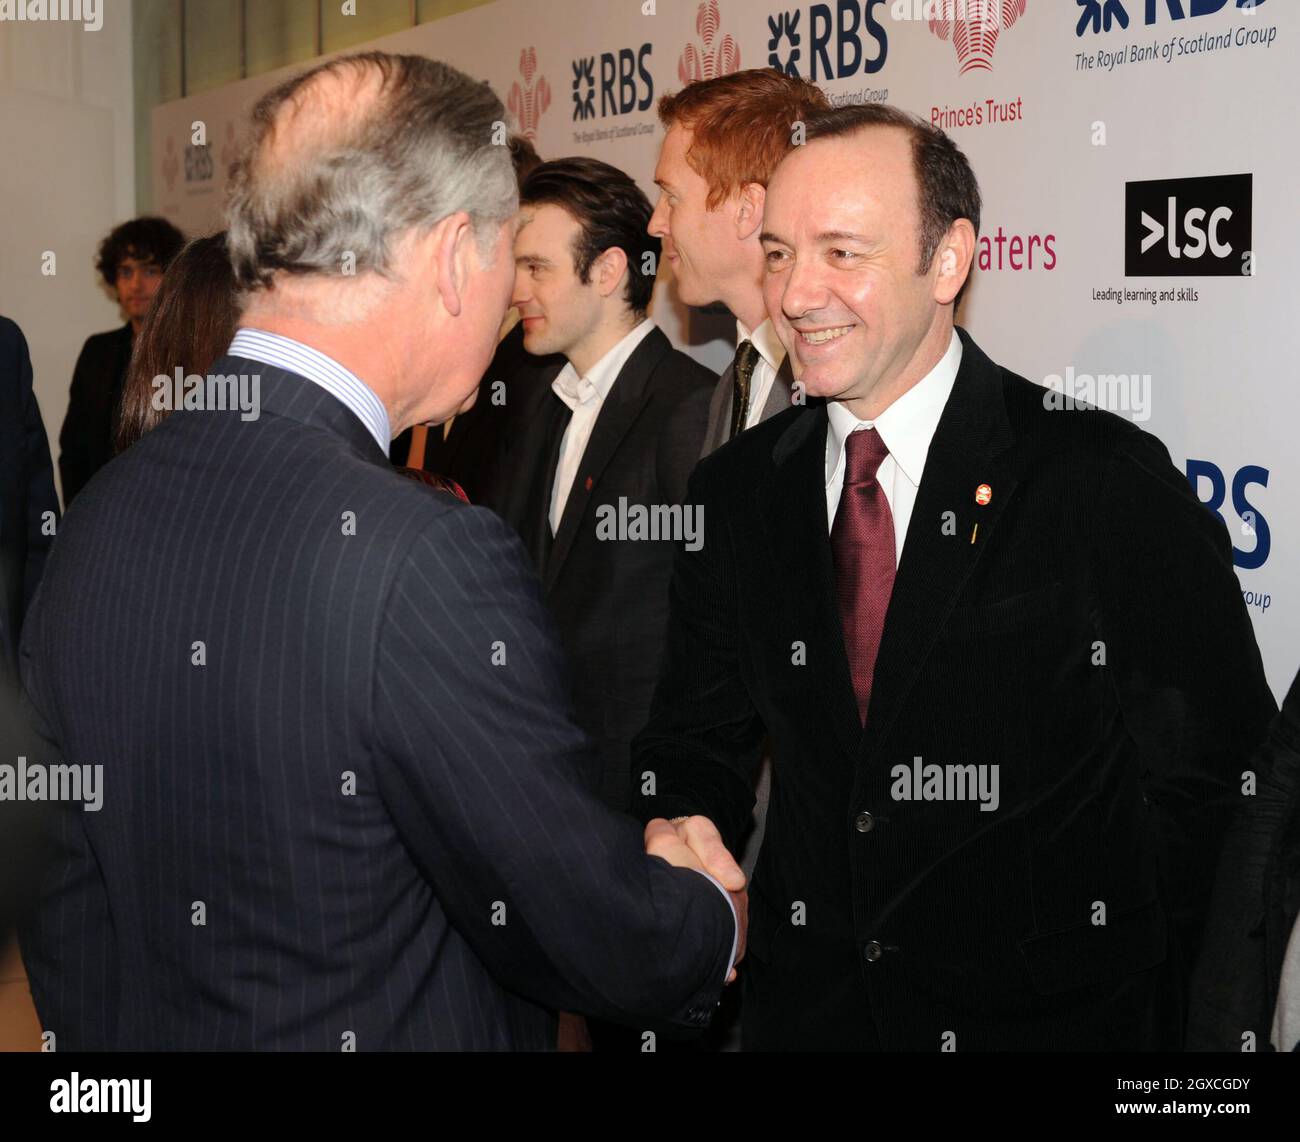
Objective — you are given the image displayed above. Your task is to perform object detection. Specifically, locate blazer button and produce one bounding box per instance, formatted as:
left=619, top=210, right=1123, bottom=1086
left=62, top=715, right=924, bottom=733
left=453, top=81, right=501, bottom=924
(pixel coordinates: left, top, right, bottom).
left=854, top=811, right=875, bottom=833
left=864, top=940, right=884, bottom=963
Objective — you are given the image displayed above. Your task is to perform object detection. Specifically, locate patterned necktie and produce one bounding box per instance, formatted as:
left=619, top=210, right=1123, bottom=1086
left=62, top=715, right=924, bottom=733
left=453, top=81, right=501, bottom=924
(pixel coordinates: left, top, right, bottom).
left=830, top=427, right=896, bottom=724
left=728, top=340, right=762, bottom=440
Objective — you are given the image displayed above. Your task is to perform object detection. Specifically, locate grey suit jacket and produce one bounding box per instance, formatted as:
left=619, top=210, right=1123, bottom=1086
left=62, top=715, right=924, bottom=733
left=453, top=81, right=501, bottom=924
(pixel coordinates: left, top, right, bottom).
left=701, top=353, right=796, bottom=458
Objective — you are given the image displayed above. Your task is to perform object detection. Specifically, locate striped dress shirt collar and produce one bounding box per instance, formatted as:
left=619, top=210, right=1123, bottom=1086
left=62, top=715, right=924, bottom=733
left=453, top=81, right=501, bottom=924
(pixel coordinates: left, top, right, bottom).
left=229, top=327, right=391, bottom=457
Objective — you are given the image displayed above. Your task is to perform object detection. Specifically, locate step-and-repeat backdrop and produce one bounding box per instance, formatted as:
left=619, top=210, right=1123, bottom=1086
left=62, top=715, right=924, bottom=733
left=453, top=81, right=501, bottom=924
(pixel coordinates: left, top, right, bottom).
left=152, top=0, right=1298, bottom=698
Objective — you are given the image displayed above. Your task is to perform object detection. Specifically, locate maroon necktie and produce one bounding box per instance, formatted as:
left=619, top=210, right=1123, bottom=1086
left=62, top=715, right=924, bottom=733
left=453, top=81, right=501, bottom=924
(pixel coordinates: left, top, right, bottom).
left=830, top=427, right=896, bottom=723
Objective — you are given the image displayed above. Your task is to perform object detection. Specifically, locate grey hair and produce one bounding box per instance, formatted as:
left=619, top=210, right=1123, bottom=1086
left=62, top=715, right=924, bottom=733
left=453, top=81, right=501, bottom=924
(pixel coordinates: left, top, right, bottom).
left=226, top=51, right=517, bottom=292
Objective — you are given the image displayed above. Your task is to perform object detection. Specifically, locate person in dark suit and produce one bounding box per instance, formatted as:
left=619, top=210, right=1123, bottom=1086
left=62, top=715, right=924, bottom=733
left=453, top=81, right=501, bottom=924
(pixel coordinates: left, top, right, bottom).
left=1189, top=667, right=1300, bottom=1051
left=58, top=216, right=185, bottom=505
left=0, top=316, right=59, bottom=1050
left=632, top=103, right=1275, bottom=1052
left=494, top=157, right=714, bottom=813
left=19, top=51, right=736, bottom=1052
left=649, top=74, right=831, bottom=974
left=0, top=317, right=59, bottom=684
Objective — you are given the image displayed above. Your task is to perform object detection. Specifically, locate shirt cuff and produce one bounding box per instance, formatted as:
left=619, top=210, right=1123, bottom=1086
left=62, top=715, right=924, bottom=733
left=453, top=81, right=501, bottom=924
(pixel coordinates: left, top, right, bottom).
left=687, top=868, right=738, bottom=986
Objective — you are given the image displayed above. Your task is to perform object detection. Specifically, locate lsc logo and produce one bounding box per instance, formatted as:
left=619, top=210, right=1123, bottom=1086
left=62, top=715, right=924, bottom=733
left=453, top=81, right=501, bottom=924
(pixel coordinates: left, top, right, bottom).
left=1125, top=174, right=1252, bottom=277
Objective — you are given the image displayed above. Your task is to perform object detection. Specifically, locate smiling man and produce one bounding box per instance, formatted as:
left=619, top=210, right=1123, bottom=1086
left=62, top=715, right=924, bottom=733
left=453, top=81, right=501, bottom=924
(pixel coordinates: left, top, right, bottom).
left=632, top=103, right=1275, bottom=1051
left=649, top=69, right=827, bottom=456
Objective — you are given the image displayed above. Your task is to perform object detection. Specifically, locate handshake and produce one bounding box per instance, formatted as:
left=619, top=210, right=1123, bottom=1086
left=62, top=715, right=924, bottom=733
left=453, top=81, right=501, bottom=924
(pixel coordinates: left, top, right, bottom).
left=645, top=815, right=748, bottom=983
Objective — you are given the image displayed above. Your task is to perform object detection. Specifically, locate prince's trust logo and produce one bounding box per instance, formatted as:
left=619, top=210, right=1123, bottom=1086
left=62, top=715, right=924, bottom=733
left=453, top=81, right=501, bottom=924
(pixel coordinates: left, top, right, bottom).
left=927, top=0, right=1028, bottom=74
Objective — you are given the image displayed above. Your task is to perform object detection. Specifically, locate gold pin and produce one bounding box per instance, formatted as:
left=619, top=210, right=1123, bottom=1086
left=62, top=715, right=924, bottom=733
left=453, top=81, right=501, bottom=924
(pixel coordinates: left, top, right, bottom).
left=970, top=523, right=979, bottom=545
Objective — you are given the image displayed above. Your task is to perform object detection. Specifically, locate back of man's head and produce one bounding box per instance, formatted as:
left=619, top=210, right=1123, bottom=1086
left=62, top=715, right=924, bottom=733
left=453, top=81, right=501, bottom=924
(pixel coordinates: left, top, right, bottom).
left=226, top=51, right=516, bottom=296
left=658, top=67, right=830, bottom=205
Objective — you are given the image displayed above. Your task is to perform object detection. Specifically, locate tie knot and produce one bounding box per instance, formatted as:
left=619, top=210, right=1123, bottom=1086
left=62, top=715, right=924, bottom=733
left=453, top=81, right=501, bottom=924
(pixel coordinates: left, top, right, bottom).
left=733, top=339, right=761, bottom=385
left=844, top=426, right=889, bottom=484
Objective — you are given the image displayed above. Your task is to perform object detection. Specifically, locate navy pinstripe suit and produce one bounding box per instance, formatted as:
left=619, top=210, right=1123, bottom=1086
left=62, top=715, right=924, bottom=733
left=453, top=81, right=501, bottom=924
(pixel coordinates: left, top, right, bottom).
left=18, top=356, right=733, bottom=1050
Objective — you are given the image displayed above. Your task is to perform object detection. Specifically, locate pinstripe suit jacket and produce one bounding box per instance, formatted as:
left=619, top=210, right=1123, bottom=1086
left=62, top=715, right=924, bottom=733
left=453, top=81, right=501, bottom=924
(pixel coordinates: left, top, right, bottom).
left=17, top=357, right=733, bottom=1051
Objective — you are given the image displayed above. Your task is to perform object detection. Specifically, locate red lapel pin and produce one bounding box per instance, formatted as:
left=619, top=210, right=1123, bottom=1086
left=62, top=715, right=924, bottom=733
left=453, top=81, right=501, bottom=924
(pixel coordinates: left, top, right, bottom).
left=975, top=483, right=992, bottom=506
left=584, top=476, right=593, bottom=492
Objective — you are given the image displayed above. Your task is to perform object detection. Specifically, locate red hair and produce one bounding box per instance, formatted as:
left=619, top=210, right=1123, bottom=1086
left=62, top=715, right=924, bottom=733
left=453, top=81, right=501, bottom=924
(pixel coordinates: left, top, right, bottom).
left=658, top=68, right=830, bottom=209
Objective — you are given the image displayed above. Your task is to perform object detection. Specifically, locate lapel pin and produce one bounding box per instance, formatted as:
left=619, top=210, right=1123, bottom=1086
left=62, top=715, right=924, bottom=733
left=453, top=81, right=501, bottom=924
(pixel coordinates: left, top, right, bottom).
left=970, top=523, right=979, bottom=545
left=975, top=483, right=992, bottom=506
left=584, top=476, right=593, bottom=492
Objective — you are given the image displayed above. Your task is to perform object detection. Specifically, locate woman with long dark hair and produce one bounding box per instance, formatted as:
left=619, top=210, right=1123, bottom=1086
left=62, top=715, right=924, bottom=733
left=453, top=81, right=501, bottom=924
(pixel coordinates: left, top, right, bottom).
left=115, top=232, right=239, bottom=453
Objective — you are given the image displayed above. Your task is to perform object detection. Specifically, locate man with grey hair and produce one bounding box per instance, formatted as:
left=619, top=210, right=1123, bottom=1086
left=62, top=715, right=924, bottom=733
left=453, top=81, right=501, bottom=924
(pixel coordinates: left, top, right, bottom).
left=18, top=51, right=738, bottom=1051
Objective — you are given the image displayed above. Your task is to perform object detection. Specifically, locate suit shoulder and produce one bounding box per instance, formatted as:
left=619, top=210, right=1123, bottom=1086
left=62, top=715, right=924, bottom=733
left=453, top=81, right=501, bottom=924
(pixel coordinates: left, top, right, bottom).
left=0, top=315, right=24, bottom=350
left=81, top=326, right=129, bottom=350
left=659, top=346, right=719, bottom=388
left=997, top=364, right=1152, bottom=458
left=693, top=401, right=806, bottom=491
left=74, top=326, right=129, bottom=366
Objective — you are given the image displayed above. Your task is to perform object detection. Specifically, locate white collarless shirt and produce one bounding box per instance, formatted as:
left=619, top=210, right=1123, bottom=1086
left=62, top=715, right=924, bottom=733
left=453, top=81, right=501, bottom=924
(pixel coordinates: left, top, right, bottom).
left=549, top=318, right=656, bottom=534
left=229, top=327, right=391, bottom=456
left=824, top=330, right=963, bottom=566
left=736, top=317, right=786, bottom=432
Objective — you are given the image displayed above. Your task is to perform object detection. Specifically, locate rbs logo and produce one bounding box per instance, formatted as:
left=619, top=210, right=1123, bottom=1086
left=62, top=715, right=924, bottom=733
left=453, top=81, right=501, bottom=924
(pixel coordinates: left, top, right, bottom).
left=571, top=44, right=653, bottom=121
left=1077, top=0, right=1265, bottom=37
left=1125, top=174, right=1252, bottom=277
left=1187, top=459, right=1270, bottom=569
left=767, top=0, right=888, bottom=81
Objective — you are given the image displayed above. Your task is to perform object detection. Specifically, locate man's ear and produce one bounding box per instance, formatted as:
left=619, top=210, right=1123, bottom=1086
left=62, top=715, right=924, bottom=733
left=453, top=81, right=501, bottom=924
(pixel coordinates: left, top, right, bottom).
left=432, top=211, right=475, bottom=318
left=932, top=218, right=977, bottom=307
left=593, top=246, right=630, bottom=300
left=735, top=182, right=766, bottom=243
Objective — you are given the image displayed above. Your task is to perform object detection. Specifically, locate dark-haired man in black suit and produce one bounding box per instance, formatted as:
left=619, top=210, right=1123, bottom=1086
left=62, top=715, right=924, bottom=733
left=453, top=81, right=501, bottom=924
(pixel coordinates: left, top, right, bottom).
left=58, top=216, right=184, bottom=505
left=495, top=157, right=714, bottom=814
left=633, top=104, right=1274, bottom=1051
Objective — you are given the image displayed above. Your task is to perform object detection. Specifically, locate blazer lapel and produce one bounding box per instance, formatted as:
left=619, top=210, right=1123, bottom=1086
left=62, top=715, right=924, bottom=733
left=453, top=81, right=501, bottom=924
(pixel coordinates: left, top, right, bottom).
left=494, top=372, right=568, bottom=572
left=857, top=328, right=1020, bottom=764
left=756, top=404, right=864, bottom=760
left=760, top=354, right=796, bottom=421
left=702, top=361, right=734, bottom=457
left=543, top=327, right=669, bottom=594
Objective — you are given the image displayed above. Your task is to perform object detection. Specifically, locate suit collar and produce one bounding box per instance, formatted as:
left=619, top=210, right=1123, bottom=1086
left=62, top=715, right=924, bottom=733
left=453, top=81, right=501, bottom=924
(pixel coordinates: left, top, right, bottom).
left=543, top=326, right=673, bottom=592
left=213, top=354, right=390, bottom=469
left=229, top=328, right=390, bottom=455
left=824, top=328, right=962, bottom=489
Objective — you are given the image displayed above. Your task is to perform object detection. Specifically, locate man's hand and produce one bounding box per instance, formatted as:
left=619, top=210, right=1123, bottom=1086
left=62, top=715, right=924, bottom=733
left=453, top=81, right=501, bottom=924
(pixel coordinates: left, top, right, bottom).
left=645, top=816, right=748, bottom=982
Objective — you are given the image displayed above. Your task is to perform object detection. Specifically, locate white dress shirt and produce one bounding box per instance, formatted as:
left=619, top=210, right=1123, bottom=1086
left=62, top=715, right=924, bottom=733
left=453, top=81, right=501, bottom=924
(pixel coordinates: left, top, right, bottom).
left=824, top=330, right=963, bottom=564
left=229, top=327, right=391, bottom=456
left=737, top=317, right=787, bottom=431
left=549, top=317, right=656, bottom=534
